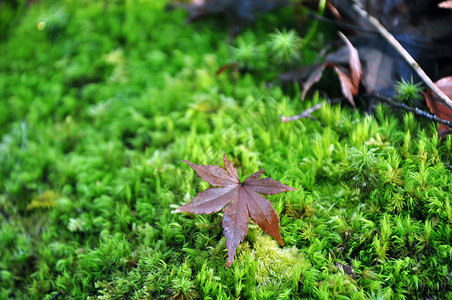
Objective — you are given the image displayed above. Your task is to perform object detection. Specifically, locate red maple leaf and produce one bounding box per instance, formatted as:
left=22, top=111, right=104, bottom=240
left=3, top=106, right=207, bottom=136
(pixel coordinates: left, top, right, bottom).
left=423, top=76, right=452, bottom=138
left=175, top=154, right=296, bottom=267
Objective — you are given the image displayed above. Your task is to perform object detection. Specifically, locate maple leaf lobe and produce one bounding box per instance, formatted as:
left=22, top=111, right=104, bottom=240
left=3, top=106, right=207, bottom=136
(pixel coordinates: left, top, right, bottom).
left=223, top=153, right=239, bottom=180
left=176, top=154, right=296, bottom=267
left=181, top=159, right=238, bottom=186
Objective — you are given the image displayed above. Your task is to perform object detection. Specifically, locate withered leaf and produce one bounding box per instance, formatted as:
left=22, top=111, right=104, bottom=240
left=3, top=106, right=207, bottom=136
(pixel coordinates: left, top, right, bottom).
left=175, top=154, right=296, bottom=267
left=281, top=0, right=452, bottom=102
left=338, top=32, right=361, bottom=91
left=333, top=64, right=356, bottom=106
left=170, top=0, right=291, bottom=31
left=331, top=0, right=452, bottom=95
left=297, top=32, right=361, bottom=106
left=423, top=76, right=452, bottom=137
left=299, top=62, right=328, bottom=101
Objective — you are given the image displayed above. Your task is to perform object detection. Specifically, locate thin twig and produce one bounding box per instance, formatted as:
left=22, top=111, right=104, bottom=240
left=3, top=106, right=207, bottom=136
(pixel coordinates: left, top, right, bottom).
left=366, top=93, right=452, bottom=128
left=351, top=0, right=452, bottom=110
left=280, top=98, right=342, bottom=122
left=280, top=102, right=323, bottom=122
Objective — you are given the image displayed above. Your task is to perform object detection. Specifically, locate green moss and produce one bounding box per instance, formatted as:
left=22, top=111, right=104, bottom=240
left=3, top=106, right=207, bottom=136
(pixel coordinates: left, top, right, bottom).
left=0, top=0, right=451, bottom=299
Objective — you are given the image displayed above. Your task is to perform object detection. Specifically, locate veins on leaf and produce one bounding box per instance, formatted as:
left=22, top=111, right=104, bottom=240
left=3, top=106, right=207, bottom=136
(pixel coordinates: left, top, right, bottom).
left=174, top=154, right=296, bottom=267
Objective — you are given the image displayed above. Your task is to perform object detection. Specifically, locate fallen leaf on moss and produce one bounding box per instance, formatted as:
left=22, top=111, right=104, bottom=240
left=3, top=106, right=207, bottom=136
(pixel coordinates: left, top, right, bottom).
left=298, top=32, right=362, bottom=107
left=174, top=154, right=296, bottom=267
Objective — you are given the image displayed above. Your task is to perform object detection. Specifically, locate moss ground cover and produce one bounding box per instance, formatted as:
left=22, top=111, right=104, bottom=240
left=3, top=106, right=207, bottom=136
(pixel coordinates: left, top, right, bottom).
left=0, top=1, right=451, bottom=299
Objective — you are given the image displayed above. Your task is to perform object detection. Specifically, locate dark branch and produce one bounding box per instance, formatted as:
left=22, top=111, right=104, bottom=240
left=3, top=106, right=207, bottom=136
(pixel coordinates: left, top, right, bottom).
left=365, top=93, right=452, bottom=128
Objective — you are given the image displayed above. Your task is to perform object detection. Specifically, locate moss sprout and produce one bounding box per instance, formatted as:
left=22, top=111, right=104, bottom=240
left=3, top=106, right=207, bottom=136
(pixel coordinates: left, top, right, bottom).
left=268, top=28, right=302, bottom=63
left=395, top=77, right=423, bottom=104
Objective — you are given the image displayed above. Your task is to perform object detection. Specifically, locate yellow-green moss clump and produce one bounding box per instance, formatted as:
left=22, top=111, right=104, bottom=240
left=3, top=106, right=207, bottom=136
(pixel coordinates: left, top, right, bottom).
left=237, top=230, right=307, bottom=289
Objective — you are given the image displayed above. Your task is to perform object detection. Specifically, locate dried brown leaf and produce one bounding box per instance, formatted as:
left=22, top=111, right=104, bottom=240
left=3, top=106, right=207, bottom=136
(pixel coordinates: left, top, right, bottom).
left=301, top=62, right=328, bottom=100
left=333, top=65, right=356, bottom=106
left=299, top=33, right=361, bottom=106
left=338, top=32, right=362, bottom=90
left=424, top=76, right=452, bottom=137
left=287, top=0, right=452, bottom=102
